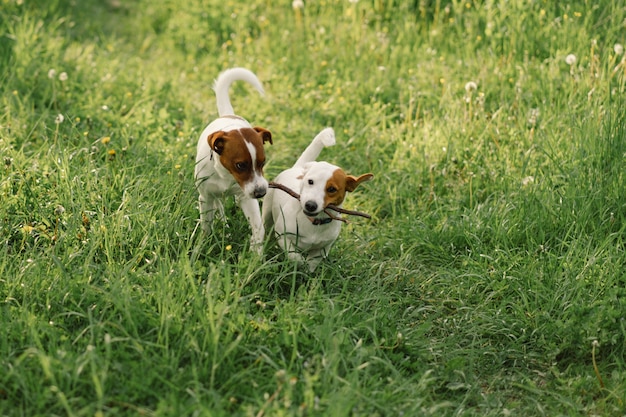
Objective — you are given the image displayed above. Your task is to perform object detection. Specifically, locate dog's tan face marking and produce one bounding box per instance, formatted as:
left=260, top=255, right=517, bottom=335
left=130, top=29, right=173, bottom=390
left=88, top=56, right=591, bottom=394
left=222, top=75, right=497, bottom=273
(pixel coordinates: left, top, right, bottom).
left=207, top=127, right=272, bottom=195
left=323, top=169, right=349, bottom=208
left=323, top=169, right=374, bottom=208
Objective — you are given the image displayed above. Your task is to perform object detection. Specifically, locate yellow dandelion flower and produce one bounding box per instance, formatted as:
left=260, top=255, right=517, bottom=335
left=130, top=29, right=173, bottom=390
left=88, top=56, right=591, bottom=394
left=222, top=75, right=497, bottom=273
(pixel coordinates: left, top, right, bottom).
left=175, top=164, right=181, bottom=169
left=102, top=136, right=111, bottom=145
left=107, top=149, right=116, bottom=156
left=22, top=225, right=34, bottom=234
left=226, top=245, right=232, bottom=251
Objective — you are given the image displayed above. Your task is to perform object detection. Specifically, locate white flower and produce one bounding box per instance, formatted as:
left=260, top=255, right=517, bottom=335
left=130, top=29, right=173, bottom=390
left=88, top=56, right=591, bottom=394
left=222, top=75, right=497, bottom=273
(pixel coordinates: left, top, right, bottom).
left=55, top=114, right=64, bottom=124
left=464, top=81, right=477, bottom=92
left=527, top=108, right=540, bottom=126
left=48, top=69, right=57, bottom=79
left=59, top=72, right=68, bottom=81
left=349, top=0, right=359, bottom=3
left=565, top=54, right=577, bottom=65
left=292, top=0, right=303, bottom=9
left=521, top=176, right=534, bottom=186
left=614, top=43, right=624, bottom=55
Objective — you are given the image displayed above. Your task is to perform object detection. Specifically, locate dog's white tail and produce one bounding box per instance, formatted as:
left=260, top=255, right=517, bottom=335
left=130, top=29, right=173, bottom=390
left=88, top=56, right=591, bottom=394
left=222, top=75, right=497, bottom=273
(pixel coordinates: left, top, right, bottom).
left=294, top=127, right=336, bottom=167
left=213, top=68, right=265, bottom=117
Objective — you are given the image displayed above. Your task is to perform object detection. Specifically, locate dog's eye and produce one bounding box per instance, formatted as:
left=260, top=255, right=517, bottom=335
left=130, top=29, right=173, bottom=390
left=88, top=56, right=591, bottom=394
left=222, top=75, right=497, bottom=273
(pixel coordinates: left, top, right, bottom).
left=308, top=179, right=314, bottom=185
left=327, top=186, right=337, bottom=193
left=235, top=162, right=249, bottom=171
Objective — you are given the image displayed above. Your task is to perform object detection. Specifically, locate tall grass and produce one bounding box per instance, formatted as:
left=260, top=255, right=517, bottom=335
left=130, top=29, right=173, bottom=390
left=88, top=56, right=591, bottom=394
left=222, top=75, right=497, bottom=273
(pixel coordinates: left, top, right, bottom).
left=1, top=0, right=625, bottom=415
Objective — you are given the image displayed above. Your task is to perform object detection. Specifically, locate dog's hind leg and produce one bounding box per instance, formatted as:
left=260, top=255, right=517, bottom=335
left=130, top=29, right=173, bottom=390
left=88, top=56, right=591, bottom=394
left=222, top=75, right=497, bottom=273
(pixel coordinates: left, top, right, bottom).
left=293, top=127, right=336, bottom=167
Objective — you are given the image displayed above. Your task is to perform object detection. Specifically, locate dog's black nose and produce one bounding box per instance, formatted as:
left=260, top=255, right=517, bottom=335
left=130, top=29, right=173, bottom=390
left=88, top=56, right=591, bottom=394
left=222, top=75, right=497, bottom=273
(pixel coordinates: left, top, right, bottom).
left=253, top=187, right=267, bottom=199
left=304, top=201, right=318, bottom=213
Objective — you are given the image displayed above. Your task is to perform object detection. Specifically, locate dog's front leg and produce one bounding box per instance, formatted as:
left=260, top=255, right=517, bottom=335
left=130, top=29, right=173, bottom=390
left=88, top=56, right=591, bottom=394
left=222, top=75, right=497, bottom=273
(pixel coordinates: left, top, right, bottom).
left=199, top=196, right=225, bottom=232
left=305, top=248, right=328, bottom=272
left=238, top=197, right=264, bottom=255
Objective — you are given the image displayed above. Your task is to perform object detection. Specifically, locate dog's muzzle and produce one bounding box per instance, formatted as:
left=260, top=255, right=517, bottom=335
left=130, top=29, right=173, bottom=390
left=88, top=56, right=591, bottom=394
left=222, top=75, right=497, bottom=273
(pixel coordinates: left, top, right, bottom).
left=253, top=187, right=267, bottom=199
left=304, top=201, right=318, bottom=215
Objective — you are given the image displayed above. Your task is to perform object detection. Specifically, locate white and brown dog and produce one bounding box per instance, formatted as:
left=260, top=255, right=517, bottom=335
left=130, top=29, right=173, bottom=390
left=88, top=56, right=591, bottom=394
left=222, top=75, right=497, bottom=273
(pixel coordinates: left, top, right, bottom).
left=195, top=68, right=272, bottom=253
left=263, top=128, right=373, bottom=271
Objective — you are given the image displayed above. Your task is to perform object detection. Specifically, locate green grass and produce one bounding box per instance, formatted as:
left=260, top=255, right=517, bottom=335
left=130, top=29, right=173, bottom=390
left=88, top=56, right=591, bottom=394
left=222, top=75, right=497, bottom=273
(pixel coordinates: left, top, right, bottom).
left=1, top=0, right=626, bottom=415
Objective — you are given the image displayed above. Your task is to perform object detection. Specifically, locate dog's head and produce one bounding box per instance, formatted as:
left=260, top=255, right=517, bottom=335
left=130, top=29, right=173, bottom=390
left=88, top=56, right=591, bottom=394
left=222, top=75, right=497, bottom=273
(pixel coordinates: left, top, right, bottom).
left=207, top=127, right=273, bottom=198
left=298, top=161, right=373, bottom=217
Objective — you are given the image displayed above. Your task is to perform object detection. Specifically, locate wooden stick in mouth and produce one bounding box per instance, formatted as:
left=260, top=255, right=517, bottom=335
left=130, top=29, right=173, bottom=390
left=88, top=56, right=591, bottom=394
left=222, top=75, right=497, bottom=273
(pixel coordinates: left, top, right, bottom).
left=268, top=182, right=372, bottom=222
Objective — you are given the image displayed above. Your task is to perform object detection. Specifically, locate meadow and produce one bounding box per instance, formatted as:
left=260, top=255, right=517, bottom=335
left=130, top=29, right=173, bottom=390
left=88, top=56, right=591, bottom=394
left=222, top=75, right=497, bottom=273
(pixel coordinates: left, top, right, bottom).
left=1, top=0, right=625, bottom=415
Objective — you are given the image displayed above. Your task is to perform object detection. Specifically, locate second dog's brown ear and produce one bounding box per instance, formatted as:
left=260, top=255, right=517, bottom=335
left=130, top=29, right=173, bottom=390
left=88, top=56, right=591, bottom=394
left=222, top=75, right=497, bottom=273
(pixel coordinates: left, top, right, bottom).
left=207, top=131, right=227, bottom=154
left=345, top=173, right=374, bottom=192
left=254, top=127, right=273, bottom=145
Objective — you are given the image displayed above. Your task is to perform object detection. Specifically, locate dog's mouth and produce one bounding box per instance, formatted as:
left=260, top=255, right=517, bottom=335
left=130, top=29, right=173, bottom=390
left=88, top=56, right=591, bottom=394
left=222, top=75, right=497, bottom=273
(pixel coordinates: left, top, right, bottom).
left=307, top=213, right=333, bottom=226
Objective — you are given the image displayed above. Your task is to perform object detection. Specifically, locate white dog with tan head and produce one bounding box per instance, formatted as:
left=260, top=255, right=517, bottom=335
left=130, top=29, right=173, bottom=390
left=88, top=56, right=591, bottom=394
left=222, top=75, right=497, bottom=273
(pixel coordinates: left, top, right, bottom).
left=195, top=68, right=273, bottom=254
left=263, top=128, right=373, bottom=271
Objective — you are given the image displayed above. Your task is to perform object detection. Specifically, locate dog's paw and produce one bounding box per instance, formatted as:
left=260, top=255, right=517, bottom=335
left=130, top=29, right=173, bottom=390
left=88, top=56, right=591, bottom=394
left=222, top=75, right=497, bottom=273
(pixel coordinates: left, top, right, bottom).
left=316, top=127, right=336, bottom=148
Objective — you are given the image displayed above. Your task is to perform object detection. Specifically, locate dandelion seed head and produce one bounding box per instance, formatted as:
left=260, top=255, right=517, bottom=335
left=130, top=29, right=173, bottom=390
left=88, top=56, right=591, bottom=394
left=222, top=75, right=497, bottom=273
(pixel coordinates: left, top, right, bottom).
left=614, top=43, right=624, bottom=55
left=54, top=205, right=65, bottom=216
left=59, top=72, right=68, bottom=81
left=292, top=0, right=303, bottom=8
left=55, top=114, right=64, bottom=124
left=565, top=54, right=577, bottom=65
left=464, top=81, right=477, bottom=92
left=48, top=69, right=56, bottom=79
left=527, top=108, right=540, bottom=126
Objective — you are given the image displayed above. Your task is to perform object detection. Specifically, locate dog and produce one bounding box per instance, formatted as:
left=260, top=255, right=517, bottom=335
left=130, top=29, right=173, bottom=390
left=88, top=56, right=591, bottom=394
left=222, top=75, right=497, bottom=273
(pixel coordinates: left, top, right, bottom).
left=195, top=68, right=273, bottom=254
left=262, top=128, right=373, bottom=271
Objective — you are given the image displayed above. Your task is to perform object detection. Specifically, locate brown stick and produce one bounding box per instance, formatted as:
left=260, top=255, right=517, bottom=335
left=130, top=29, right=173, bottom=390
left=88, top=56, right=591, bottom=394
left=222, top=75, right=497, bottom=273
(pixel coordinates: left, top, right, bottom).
left=268, top=182, right=371, bottom=220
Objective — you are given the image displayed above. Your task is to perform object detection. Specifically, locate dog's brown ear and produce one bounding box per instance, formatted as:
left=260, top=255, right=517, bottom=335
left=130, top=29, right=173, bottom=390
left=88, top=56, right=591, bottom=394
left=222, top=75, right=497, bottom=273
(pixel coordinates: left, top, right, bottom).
left=254, top=127, right=273, bottom=145
left=208, top=131, right=227, bottom=155
left=345, top=173, right=374, bottom=192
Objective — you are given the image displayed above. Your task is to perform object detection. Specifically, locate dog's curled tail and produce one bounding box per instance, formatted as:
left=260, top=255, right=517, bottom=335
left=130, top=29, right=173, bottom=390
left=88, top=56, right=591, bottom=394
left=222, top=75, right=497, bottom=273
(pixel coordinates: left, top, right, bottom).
left=294, top=127, right=336, bottom=167
left=213, top=68, right=265, bottom=117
